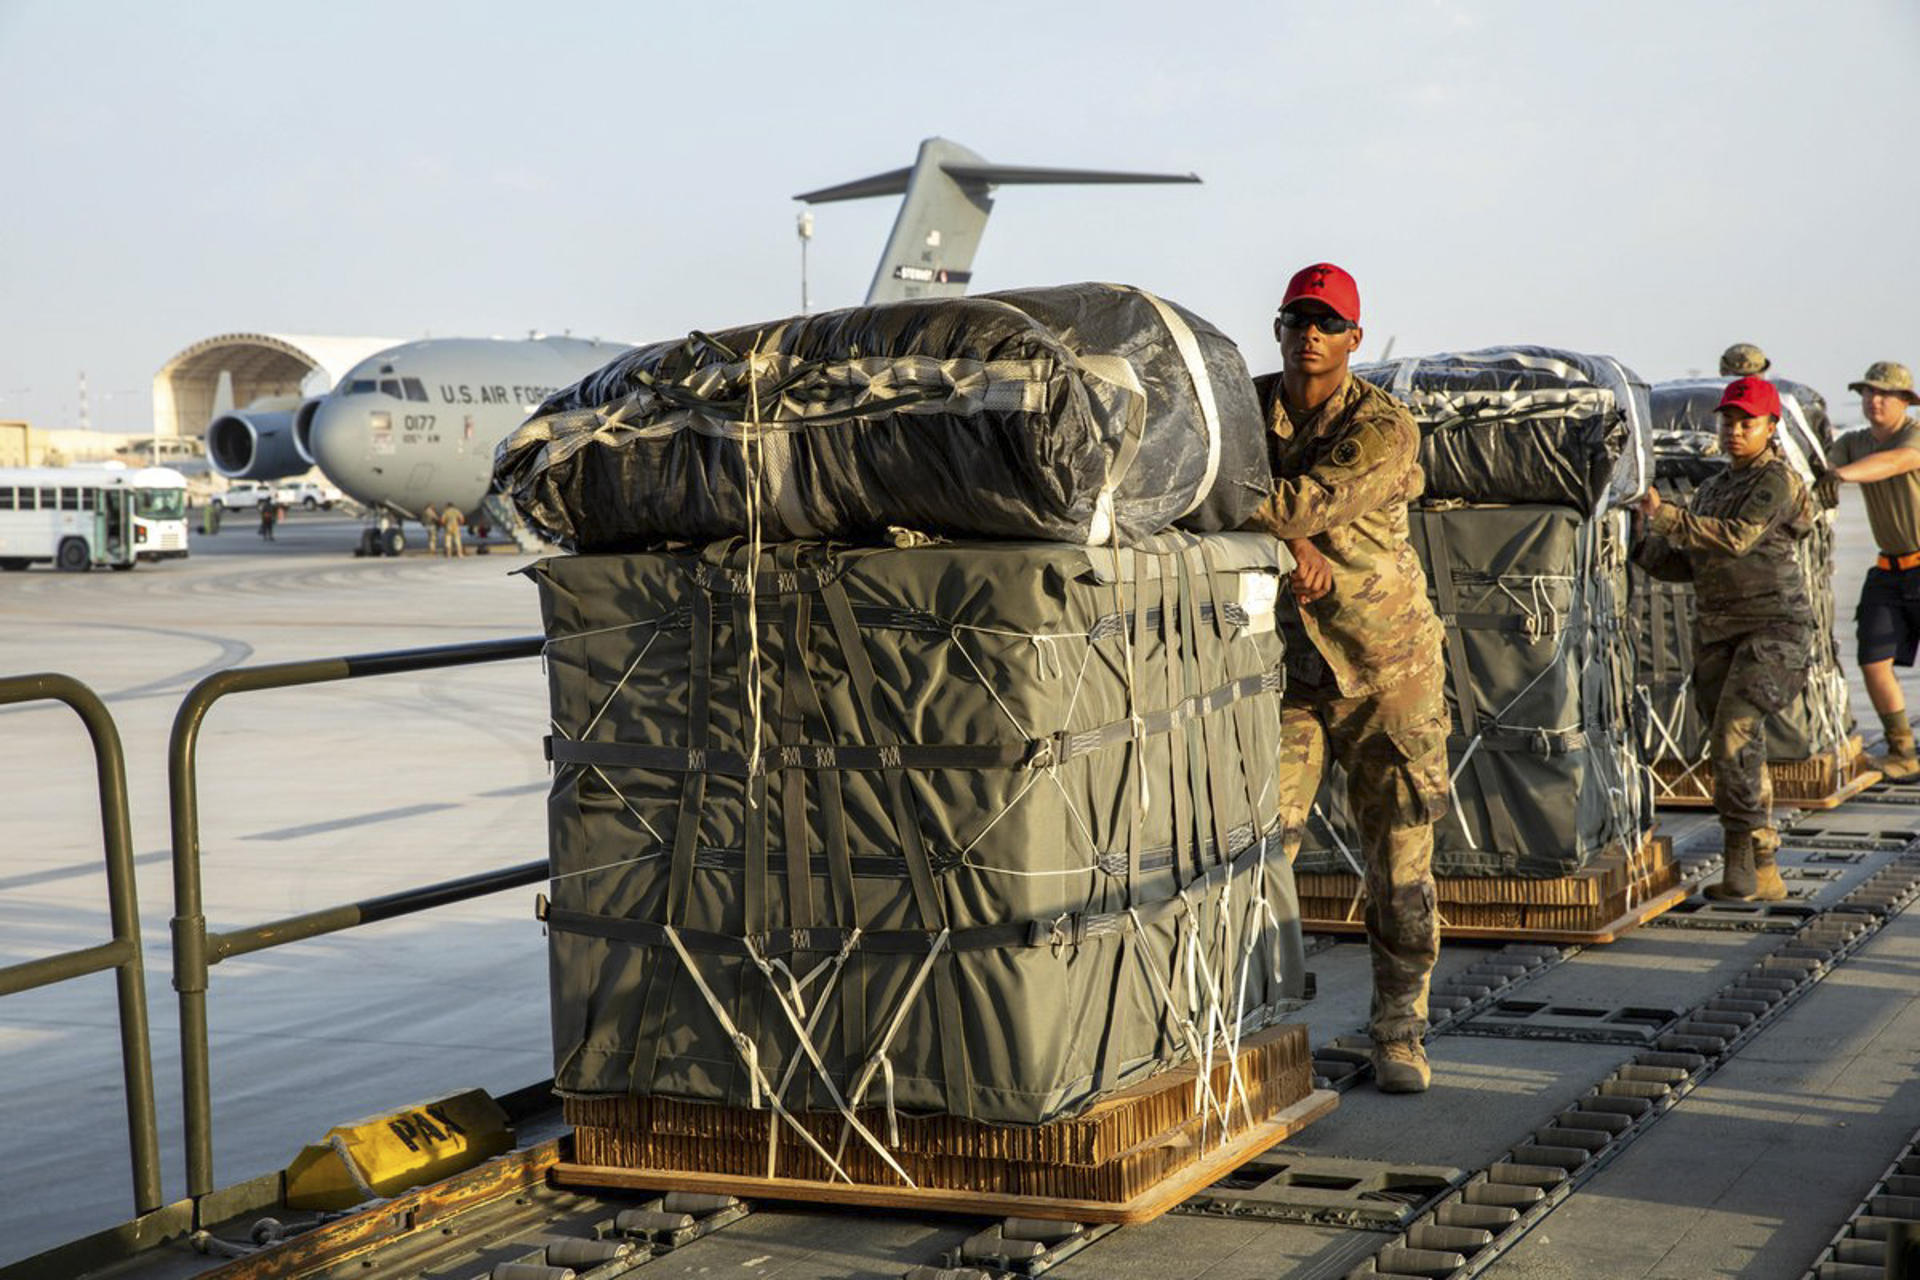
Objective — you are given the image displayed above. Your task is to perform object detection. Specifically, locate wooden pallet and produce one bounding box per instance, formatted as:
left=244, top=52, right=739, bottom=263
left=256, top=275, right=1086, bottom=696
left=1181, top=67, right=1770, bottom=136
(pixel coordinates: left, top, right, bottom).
left=1654, top=736, right=1880, bottom=811
left=1299, top=836, right=1683, bottom=944
left=553, top=1088, right=1339, bottom=1226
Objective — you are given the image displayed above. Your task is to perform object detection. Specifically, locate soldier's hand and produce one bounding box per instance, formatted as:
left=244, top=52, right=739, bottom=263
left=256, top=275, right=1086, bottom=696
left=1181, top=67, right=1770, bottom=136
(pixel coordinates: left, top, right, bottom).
left=1814, top=468, right=1841, bottom=509
left=1287, top=538, right=1333, bottom=603
left=1634, top=487, right=1662, bottom=518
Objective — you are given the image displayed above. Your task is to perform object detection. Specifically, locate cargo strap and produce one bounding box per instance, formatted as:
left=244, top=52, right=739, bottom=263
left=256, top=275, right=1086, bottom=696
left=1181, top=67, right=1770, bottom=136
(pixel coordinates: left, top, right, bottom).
left=545, top=832, right=1281, bottom=960
left=544, top=667, right=1283, bottom=779
left=1130, top=288, right=1224, bottom=521
left=1450, top=726, right=1589, bottom=758
left=1411, top=512, right=1525, bottom=856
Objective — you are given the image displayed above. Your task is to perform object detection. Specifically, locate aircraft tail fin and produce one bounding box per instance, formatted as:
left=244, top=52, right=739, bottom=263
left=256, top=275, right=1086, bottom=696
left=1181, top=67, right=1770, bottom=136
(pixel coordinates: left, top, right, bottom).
left=796, top=137, right=1201, bottom=306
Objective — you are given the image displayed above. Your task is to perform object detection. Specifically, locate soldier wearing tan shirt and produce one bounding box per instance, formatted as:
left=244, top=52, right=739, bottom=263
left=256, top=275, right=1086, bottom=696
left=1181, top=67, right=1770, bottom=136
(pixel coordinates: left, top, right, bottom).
left=1821, top=361, right=1920, bottom=779
left=1241, top=262, right=1448, bottom=1095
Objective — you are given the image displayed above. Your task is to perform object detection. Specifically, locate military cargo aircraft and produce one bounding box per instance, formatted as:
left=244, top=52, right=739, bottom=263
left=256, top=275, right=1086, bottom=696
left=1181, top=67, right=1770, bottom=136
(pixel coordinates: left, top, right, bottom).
left=302, top=137, right=1200, bottom=554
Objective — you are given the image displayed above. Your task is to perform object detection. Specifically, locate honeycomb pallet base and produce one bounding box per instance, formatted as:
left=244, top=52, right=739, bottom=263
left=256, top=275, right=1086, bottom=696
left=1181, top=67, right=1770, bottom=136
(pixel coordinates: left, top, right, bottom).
left=1654, top=736, right=1880, bottom=811
left=552, top=1088, right=1339, bottom=1226
left=1299, top=836, right=1683, bottom=944
left=557, top=1024, right=1329, bottom=1222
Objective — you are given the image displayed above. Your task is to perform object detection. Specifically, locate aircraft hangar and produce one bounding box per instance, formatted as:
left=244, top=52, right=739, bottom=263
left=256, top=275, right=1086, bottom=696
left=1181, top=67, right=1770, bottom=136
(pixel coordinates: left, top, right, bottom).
left=151, top=332, right=403, bottom=439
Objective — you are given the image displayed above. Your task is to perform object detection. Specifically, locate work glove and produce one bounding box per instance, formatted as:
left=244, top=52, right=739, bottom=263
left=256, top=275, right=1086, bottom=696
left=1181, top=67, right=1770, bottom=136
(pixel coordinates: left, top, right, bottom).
left=1813, top=468, right=1840, bottom=510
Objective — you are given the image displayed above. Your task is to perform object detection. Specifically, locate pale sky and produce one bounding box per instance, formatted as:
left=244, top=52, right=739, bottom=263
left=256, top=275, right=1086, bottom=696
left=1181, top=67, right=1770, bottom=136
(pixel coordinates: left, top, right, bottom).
left=1, top=0, right=1915, bottom=433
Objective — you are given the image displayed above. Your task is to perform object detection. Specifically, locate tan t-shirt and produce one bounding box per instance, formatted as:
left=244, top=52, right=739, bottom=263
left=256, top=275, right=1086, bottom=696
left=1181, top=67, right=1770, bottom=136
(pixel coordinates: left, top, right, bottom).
left=1833, top=416, right=1920, bottom=553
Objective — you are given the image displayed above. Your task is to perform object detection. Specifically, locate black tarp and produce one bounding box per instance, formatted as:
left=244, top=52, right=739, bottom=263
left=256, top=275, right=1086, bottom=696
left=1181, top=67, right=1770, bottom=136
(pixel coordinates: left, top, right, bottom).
left=1650, top=377, right=1833, bottom=469
left=495, top=284, right=1271, bottom=551
left=1350, top=347, right=1652, bottom=513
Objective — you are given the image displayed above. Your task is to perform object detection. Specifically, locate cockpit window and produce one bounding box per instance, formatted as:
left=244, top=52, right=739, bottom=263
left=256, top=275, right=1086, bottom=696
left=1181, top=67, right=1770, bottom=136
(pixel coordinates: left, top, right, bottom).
left=402, top=377, right=429, bottom=402
left=379, top=379, right=403, bottom=398
left=347, top=379, right=376, bottom=395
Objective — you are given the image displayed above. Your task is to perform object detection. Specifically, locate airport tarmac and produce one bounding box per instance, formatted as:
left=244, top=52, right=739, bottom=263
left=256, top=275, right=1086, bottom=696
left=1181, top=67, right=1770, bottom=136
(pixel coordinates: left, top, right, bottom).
left=2, top=491, right=1918, bottom=1275
left=0, top=513, right=554, bottom=1262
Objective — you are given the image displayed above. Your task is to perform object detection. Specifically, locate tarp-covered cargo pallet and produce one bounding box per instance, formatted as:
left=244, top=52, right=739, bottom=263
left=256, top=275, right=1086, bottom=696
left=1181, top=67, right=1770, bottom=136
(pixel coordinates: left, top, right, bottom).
left=555, top=1024, right=1338, bottom=1224
left=1635, top=407, right=1862, bottom=810
left=1295, top=502, right=1653, bottom=883
left=532, top=533, right=1325, bottom=1220
left=1298, top=835, right=1683, bottom=944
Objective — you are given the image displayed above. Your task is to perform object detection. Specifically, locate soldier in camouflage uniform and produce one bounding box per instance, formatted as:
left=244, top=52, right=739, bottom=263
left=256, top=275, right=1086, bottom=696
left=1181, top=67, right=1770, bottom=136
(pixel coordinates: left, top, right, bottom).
left=1634, top=377, right=1814, bottom=900
left=1241, top=262, right=1449, bottom=1094
left=1719, top=343, right=1771, bottom=377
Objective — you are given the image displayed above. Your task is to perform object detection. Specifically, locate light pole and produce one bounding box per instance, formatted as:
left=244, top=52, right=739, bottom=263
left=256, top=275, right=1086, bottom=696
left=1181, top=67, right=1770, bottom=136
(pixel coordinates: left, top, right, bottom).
left=796, top=209, right=814, bottom=315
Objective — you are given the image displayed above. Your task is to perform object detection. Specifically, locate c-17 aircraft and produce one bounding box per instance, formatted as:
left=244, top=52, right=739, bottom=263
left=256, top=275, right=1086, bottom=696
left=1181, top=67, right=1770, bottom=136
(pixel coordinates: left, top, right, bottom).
left=302, top=137, right=1199, bottom=554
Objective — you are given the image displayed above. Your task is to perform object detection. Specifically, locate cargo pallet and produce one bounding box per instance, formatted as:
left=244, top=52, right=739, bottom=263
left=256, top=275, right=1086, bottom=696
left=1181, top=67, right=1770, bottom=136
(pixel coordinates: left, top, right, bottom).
left=1652, top=735, right=1882, bottom=812
left=1296, top=835, right=1684, bottom=945
left=554, top=1024, right=1337, bottom=1225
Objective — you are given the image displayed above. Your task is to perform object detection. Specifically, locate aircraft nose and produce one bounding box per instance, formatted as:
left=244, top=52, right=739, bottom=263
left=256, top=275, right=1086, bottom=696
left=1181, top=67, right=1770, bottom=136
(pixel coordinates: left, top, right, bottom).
left=308, top=398, right=381, bottom=507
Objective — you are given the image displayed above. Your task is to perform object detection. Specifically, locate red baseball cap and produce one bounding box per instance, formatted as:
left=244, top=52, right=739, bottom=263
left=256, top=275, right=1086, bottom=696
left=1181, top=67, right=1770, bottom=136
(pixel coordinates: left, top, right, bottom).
left=1716, top=376, right=1782, bottom=420
left=1280, top=263, right=1361, bottom=324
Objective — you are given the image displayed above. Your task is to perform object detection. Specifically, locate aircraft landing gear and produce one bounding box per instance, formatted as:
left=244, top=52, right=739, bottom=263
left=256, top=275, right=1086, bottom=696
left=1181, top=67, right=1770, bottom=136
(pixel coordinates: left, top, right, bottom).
left=355, top=518, right=407, bottom=558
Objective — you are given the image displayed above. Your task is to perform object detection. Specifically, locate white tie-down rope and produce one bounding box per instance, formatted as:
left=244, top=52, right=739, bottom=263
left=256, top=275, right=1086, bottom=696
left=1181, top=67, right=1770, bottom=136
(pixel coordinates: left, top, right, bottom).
left=1128, top=908, right=1230, bottom=1134
left=837, top=929, right=952, bottom=1160
left=1636, top=679, right=1708, bottom=796
left=741, top=345, right=768, bottom=808
left=580, top=630, right=662, bottom=739
left=542, top=613, right=679, bottom=649
left=740, top=932, right=917, bottom=1186
left=659, top=923, right=857, bottom=1183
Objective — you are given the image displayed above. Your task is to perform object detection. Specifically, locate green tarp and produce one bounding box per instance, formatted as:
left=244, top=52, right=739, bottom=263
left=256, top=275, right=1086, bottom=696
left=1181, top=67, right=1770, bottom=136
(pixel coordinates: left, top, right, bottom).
left=531, top=532, right=1308, bottom=1126
left=1295, top=504, right=1651, bottom=878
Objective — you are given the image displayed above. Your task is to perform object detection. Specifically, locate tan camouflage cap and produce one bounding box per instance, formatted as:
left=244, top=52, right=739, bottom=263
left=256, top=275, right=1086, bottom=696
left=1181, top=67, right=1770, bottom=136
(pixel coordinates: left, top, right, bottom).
left=1849, top=361, right=1920, bottom=405
left=1719, top=342, right=1771, bottom=376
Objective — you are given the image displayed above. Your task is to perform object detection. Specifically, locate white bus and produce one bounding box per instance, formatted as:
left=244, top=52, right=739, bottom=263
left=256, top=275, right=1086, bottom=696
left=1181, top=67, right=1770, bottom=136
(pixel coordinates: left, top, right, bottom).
left=0, top=465, right=191, bottom=572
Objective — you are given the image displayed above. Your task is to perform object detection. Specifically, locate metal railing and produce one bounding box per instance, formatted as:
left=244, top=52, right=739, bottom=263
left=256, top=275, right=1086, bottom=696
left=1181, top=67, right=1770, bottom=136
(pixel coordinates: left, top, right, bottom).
left=0, top=674, right=163, bottom=1218
left=166, top=635, right=547, bottom=1201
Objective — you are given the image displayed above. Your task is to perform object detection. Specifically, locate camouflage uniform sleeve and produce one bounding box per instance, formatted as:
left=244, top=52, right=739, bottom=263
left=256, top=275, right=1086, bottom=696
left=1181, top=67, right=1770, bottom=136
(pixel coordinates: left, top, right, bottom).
left=1646, top=463, right=1805, bottom=558
left=1631, top=529, right=1694, bottom=582
left=1242, top=412, right=1417, bottom=541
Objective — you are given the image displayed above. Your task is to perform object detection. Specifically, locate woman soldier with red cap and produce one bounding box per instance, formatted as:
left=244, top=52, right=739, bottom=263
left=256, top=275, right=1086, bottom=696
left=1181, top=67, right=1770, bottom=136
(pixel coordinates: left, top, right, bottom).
left=1634, top=377, right=1816, bottom=901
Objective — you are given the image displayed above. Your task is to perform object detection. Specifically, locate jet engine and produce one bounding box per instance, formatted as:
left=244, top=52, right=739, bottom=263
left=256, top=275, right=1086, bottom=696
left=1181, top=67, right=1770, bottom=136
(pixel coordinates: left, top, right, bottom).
left=291, top=396, right=325, bottom=466
left=205, top=409, right=308, bottom=480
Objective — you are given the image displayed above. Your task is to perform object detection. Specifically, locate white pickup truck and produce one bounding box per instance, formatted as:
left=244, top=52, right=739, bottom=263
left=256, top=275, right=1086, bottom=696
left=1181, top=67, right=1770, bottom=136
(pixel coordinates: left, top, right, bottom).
left=215, top=480, right=343, bottom=511
left=214, top=481, right=277, bottom=511
left=278, top=480, right=344, bottom=510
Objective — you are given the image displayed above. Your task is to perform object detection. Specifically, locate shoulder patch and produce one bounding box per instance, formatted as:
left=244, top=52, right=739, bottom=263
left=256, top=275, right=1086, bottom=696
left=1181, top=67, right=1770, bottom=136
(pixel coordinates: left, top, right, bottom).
left=1744, top=470, right=1791, bottom=519
left=1332, top=439, right=1362, bottom=467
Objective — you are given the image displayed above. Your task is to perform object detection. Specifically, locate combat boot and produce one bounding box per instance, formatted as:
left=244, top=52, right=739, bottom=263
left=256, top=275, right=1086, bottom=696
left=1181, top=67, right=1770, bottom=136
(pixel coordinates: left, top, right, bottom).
left=1878, top=745, right=1920, bottom=782
left=1372, top=1039, right=1430, bottom=1094
left=1750, top=828, right=1788, bottom=902
left=1875, top=713, right=1920, bottom=782
left=1704, top=830, right=1758, bottom=901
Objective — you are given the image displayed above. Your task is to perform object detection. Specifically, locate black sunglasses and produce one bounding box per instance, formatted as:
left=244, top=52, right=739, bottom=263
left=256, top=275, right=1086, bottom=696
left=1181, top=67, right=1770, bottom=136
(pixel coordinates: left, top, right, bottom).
left=1277, top=309, right=1358, bottom=335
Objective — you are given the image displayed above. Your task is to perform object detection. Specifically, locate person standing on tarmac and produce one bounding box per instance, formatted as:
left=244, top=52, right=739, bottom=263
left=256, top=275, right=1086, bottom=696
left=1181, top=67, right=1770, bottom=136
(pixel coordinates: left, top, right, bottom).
left=1819, top=362, right=1920, bottom=780
left=1634, top=377, right=1814, bottom=901
left=422, top=502, right=442, bottom=556
left=1242, top=262, right=1449, bottom=1095
left=1720, top=343, right=1771, bottom=378
left=440, top=503, right=466, bottom=558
